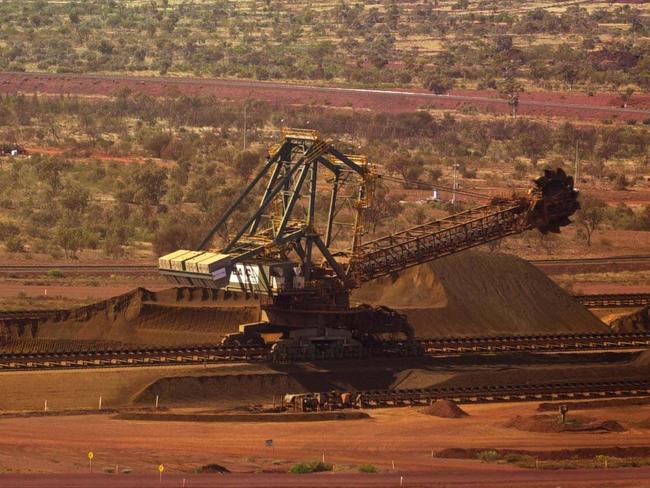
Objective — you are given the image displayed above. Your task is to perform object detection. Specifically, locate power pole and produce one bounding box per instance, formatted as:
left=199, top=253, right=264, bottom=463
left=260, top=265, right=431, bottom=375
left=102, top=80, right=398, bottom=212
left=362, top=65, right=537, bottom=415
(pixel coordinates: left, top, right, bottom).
left=451, top=163, right=459, bottom=204
left=574, top=140, right=579, bottom=186
left=243, top=103, right=247, bottom=151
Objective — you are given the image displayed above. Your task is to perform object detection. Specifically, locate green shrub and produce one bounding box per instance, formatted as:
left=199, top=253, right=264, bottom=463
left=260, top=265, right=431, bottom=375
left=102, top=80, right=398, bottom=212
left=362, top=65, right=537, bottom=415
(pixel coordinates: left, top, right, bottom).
left=290, top=463, right=312, bottom=474
left=46, top=269, right=64, bottom=278
left=5, top=236, right=25, bottom=253
left=358, top=464, right=377, bottom=473
left=477, top=450, right=500, bottom=463
left=0, top=221, right=19, bottom=241
left=290, top=461, right=333, bottom=474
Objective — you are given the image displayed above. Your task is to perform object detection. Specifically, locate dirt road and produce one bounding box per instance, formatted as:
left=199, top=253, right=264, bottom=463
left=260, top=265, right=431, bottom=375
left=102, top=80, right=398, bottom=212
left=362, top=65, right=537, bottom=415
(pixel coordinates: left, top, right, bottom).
left=1, top=71, right=649, bottom=120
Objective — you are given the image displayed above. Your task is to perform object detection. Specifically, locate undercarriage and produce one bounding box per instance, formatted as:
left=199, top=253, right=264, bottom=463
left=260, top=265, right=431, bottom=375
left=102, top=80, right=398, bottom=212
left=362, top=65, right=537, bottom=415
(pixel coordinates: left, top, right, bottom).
left=221, top=300, right=421, bottom=361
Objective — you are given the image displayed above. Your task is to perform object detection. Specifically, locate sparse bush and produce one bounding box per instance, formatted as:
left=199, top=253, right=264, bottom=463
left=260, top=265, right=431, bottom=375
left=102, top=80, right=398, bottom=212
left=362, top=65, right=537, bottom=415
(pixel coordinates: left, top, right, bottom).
left=477, top=450, right=500, bottom=463
left=612, top=173, right=629, bottom=191
left=5, top=236, right=25, bottom=253
left=290, top=461, right=333, bottom=474
left=193, top=463, right=229, bottom=473
left=46, top=269, right=64, bottom=278
left=358, top=464, right=377, bottom=473
left=0, top=221, right=19, bottom=241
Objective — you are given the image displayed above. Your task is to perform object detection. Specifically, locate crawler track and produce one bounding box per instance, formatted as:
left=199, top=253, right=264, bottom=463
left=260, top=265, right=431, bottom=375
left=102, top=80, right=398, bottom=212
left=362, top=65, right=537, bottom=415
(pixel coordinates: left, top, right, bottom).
left=2, top=332, right=650, bottom=370
left=317, top=379, right=650, bottom=408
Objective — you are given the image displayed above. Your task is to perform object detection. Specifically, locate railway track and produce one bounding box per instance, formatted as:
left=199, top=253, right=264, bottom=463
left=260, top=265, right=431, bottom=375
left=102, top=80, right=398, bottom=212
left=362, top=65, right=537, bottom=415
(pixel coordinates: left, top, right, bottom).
left=0, top=310, right=69, bottom=320
left=2, top=332, right=650, bottom=370
left=0, top=264, right=155, bottom=274
left=307, top=379, right=650, bottom=408
left=418, top=332, right=650, bottom=352
left=3, top=255, right=650, bottom=274
left=531, top=255, right=650, bottom=266
left=0, top=345, right=269, bottom=370
left=574, top=293, right=650, bottom=308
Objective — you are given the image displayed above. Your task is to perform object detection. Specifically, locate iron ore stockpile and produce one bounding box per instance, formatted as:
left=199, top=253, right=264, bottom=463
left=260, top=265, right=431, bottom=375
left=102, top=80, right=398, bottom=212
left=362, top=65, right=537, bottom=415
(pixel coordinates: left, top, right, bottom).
left=1, top=251, right=605, bottom=354
left=3, top=251, right=649, bottom=413
left=352, top=252, right=607, bottom=337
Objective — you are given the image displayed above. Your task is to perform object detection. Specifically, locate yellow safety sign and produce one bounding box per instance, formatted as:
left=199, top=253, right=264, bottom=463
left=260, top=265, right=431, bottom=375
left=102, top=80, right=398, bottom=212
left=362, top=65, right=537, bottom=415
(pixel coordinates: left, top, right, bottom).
left=88, top=452, right=94, bottom=460
left=158, top=464, right=165, bottom=473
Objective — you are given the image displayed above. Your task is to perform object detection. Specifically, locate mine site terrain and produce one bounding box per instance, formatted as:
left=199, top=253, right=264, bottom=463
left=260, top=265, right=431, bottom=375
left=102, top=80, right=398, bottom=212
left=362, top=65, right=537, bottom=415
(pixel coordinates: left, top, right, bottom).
left=1, top=0, right=650, bottom=486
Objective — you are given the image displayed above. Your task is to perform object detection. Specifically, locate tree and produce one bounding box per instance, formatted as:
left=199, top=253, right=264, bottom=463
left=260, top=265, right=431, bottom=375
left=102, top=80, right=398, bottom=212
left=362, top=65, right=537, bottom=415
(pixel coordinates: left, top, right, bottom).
left=499, top=63, right=523, bottom=117
left=153, top=215, right=203, bottom=255
left=5, top=236, right=25, bottom=253
left=39, top=157, right=70, bottom=194
left=60, top=183, right=90, bottom=214
left=386, top=1, right=400, bottom=30
left=235, top=150, right=261, bottom=179
left=424, top=167, right=442, bottom=184
left=386, top=156, right=424, bottom=186
left=422, top=71, right=454, bottom=94
left=364, top=183, right=402, bottom=234
left=620, top=87, right=634, bottom=108
left=558, top=62, right=578, bottom=89
left=55, top=222, right=84, bottom=258
left=132, top=163, right=168, bottom=206
left=516, top=121, right=550, bottom=165
left=143, top=131, right=173, bottom=158
left=495, top=35, right=513, bottom=53
left=97, top=39, right=114, bottom=55
left=575, top=195, right=606, bottom=246
left=612, top=173, right=628, bottom=191
left=0, top=221, right=20, bottom=241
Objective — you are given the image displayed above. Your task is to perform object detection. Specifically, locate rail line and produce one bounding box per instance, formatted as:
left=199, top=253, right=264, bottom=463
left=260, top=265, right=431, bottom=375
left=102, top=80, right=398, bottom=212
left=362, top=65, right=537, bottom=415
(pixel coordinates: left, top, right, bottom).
left=0, top=345, right=269, bottom=370
left=418, top=332, right=650, bottom=352
left=2, top=332, right=650, bottom=370
left=3, top=255, right=650, bottom=274
left=303, top=379, right=650, bottom=409
left=574, top=293, right=650, bottom=308
left=531, top=255, right=650, bottom=266
left=0, top=310, right=69, bottom=320
left=0, top=264, right=156, bottom=274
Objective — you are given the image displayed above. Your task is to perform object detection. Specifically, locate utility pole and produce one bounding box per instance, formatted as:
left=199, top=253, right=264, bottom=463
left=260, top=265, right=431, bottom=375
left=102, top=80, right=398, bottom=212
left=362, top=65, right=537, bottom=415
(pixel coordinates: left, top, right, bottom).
left=243, top=103, right=247, bottom=151
left=574, top=139, right=579, bottom=187
left=451, top=163, right=459, bottom=204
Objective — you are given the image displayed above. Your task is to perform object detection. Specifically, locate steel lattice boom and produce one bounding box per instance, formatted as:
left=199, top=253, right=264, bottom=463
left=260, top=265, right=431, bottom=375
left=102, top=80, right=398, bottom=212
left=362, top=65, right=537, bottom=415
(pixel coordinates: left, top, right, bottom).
left=350, top=202, right=529, bottom=282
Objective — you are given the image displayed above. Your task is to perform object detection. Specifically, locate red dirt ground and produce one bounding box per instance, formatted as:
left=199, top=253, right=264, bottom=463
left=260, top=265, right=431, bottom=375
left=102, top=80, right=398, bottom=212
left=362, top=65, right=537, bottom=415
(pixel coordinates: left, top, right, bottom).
left=1, top=72, right=649, bottom=121
left=2, top=403, right=650, bottom=487
left=22, top=145, right=175, bottom=166
left=571, top=283, right=650, bottom=295
left=0, top=283, right=167, bottom=300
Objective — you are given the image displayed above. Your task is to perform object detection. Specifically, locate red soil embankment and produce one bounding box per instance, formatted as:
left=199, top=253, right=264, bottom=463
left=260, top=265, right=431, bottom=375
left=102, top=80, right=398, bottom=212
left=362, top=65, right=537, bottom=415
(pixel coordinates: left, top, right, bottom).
left=0, top=287, right=260, bottom=352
